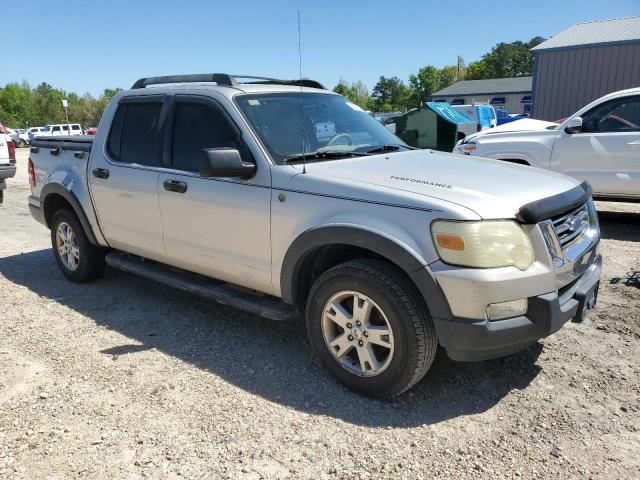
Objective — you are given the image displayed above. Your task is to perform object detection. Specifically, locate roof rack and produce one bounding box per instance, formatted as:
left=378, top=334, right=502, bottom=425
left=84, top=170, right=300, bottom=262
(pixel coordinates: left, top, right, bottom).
left=131, top=74, right=326, bottom=90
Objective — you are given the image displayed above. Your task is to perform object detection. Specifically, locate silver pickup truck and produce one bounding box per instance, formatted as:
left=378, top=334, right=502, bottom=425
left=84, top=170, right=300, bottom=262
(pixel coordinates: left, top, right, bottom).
left=28, top=73, right=601, bottom=398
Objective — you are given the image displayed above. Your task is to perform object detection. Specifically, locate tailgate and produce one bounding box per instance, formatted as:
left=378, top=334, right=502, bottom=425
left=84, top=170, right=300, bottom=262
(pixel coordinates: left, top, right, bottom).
left=0, top=135, right=9, bottom=164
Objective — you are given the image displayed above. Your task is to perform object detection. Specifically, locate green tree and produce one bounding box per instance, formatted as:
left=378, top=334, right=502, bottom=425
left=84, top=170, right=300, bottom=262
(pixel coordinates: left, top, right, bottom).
left=408, top=66, right=440, bottom=108
left=407, top=65, right=459, bottom=108
left=332, top=79, right=372, bottom=110
left=0, top=81, right=36, bottom=127
left=0, top=81, right=122, bottom=128
left=371, top=76, right=409, bottom=112
left=332, top=80, right=351, bottom=97
left=464, top=37, right=545, bottom=80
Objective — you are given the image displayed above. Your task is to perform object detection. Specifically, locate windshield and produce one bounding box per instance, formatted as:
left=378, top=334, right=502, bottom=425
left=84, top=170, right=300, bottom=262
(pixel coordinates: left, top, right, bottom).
left=235, top=92, right=406, bottom=165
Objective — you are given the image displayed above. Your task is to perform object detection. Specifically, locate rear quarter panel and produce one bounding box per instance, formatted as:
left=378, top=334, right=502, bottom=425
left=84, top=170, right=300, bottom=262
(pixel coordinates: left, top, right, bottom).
left=30, top=145, right=108, bottom=246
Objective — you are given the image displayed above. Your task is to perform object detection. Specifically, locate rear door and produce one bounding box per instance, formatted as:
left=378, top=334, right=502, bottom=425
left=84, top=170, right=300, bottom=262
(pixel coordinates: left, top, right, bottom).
left=551, top=95, right=640, bottom=197
left=157, top=94, right=272, bottom=293
left=88, top=95, right=169, bottom=260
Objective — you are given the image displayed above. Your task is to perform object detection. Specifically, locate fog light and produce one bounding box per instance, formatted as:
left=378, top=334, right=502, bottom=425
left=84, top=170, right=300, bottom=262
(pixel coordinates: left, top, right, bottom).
left=486, top=299, right=528, bottom=321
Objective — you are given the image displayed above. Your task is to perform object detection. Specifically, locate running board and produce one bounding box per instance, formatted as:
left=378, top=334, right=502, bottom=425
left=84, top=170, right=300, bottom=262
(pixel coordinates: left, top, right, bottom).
left=105, top=252, right=299, bottom=321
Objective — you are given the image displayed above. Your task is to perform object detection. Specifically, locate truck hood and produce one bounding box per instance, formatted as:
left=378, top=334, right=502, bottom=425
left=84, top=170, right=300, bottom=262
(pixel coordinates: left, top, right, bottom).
left=465, top=118, right=558, bottom=142
left=298, top=149, right=581, bottom=220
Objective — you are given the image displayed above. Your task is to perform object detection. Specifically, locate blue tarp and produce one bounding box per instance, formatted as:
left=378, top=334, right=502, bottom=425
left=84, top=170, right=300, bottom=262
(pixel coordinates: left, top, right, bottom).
left=475, top=105, right=493, bottom=128
left=425, top=102, right=474, bottom=125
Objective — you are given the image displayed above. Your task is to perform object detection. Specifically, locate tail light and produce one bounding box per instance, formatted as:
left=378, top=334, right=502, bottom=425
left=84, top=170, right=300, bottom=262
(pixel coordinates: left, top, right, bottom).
left=8, top=141, right=16, bottom=163
left=28, top=158, right=36, bottom=188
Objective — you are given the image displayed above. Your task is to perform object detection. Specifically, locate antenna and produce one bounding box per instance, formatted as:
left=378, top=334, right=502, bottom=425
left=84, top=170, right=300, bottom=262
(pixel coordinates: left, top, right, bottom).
left=297, top=10, right=306, bottom=174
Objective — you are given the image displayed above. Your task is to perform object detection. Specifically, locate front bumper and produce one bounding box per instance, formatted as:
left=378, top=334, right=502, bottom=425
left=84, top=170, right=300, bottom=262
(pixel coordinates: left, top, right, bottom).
left=433, top=254, right=601, bottom=361
left=0, top=165, right=17, bottom=180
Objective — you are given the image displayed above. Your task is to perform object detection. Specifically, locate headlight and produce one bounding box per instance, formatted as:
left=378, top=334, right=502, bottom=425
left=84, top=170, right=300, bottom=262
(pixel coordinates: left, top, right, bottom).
left=431, top=220, right=534, bottom=270
left=454, top=141, right=477, bottom=155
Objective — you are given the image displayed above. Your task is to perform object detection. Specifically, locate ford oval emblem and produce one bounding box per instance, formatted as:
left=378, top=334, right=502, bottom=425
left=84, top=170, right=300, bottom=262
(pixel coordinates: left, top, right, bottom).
left=567, top=210, right=589, bottom=233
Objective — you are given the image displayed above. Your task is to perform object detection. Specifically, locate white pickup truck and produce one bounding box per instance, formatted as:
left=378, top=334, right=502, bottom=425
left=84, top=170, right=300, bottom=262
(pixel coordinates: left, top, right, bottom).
left=0, top=122, right=17, bottom=202
left=454, top=88, right=640, bottom=201
left=28, top=73, right=601, bottom=397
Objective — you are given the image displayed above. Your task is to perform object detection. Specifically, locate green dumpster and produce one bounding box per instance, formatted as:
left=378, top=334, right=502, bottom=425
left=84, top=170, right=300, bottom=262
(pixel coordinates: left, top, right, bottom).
left=395, top=102, right=474, bottom=152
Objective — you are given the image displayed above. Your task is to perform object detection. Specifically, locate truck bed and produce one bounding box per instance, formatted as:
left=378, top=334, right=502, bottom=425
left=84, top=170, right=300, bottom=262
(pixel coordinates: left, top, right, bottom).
left=31, top=135, right=94, bottom=153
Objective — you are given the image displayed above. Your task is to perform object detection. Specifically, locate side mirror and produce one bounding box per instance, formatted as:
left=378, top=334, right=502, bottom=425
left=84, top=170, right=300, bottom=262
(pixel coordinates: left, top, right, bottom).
left=565, top=116, right=583, bottom=134
left=199, top=148, right=256, bottom=178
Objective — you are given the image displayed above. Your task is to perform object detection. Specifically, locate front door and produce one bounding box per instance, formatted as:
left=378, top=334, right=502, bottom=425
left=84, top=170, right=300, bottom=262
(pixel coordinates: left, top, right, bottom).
left=157, top=95, right=272, bottom=293
left=551, top=95, right=640, bottom=197
left=88, top=95, right=168, bottom=261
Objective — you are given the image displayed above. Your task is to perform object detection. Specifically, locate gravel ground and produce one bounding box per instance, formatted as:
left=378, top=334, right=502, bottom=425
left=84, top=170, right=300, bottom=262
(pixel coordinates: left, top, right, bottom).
left=1, top=149, right=639, bottom=479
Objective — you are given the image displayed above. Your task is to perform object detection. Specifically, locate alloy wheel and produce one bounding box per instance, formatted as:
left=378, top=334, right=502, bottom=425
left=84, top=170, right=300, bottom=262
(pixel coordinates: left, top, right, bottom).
left=321, top=290, right=395, bottom=377
left=55, top=222, right=80, bottom=271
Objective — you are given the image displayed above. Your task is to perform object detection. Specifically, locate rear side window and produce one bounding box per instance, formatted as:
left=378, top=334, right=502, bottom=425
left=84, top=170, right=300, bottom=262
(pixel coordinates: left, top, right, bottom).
left=107, top=102, right=163, bottom=165
left=171, top=102, right=239, bottom=172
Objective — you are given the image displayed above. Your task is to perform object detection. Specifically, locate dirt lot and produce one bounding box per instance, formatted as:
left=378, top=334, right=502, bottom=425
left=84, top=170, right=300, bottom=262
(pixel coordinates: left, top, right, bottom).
left=1, top=149, right=639, bottom=479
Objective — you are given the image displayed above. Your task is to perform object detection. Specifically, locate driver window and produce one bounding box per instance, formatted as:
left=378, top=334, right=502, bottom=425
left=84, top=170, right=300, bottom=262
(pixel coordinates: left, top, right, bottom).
left=582, top=96, right=640, bottom=133
left=171, top=102, right=240, bottom=173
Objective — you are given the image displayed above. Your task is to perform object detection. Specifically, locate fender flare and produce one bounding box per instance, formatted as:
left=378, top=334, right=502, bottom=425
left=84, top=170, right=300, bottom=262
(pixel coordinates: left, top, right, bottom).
left=280, top=225, right=452, bottom=319
left=41, top=183, right=99, bottom=245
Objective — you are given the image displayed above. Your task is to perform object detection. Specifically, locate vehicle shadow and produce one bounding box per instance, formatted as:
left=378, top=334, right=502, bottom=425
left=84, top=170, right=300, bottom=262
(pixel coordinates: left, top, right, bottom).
left=597, top=210, right=640, bottom=242
left=0, top=249, right=542, bottom=428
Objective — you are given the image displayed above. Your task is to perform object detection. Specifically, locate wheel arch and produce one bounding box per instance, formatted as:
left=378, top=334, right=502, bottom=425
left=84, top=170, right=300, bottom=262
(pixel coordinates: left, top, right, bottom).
left=280, top=225, right=452, bottom=319
left=41, top=183, right=99, bottom=246
left=499, top=158, right=531, bottom=166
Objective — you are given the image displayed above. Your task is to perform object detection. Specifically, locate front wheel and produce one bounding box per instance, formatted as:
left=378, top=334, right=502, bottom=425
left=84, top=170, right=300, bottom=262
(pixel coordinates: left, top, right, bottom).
left=306, top=259, right=437, bottom=398
left=51, top=209, right=106, bottom=282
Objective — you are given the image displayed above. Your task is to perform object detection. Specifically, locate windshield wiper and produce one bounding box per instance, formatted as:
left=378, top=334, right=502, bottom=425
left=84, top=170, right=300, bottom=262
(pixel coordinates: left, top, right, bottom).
left=283, top=151, right=371, bottom=163
left=364, top=144, right=415, bottom=154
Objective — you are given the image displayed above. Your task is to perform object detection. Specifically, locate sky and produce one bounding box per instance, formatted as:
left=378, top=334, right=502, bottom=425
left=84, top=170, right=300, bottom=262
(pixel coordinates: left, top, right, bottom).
left=2, top=0, right=639, bottom=97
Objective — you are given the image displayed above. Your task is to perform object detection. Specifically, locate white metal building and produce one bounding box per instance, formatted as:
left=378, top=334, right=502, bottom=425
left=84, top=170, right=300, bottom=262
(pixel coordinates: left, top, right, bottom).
left=430, top=77, right=533, bottom=115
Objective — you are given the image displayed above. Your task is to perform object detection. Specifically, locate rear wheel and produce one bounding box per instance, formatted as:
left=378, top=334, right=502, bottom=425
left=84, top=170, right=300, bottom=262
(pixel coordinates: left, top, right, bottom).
left=18, top=139, right=27, bottom=148
left=306, top=259, right=437, bottom=398
left=51, top=209, right=106, bottom=282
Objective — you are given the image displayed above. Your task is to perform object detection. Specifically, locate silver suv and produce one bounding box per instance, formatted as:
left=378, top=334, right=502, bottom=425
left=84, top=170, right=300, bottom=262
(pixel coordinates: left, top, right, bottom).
left=27, top=74, right=601, bottom=397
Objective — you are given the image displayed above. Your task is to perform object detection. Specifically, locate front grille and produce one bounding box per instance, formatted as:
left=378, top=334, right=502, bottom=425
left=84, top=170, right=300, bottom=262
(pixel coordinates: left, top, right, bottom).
left=550, top=203, right=590, bottom=248
left=539, top=200, right=599, bottom=290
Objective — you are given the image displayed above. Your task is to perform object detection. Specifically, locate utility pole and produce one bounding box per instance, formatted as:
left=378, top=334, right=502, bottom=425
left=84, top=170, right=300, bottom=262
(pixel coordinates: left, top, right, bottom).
left=61, top=99, right=70, bottom=136
left=457, top=55, right=464, bottom=82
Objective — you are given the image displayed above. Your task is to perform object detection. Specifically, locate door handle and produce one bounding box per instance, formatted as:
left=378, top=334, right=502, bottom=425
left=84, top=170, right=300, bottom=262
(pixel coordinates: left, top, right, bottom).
left=163, top=179, right=187, bottom=193
left=626, top=140, right=640, bottom=148
left=92, top=168, right=110, bottom=179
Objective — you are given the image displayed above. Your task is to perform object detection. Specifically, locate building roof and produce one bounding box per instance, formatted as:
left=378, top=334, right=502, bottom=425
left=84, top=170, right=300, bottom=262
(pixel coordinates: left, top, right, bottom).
left=431, top=77, right=532, bottom=97
left=532, top=16, right=640, bottom=52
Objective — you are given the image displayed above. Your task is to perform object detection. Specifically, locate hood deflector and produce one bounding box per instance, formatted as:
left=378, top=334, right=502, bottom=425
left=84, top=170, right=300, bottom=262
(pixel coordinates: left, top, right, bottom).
left=516, top=181, right=592, bottom=224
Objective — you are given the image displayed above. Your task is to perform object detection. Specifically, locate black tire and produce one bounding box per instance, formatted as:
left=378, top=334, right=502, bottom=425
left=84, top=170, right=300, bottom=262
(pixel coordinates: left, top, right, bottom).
left=306, top=259, right=437, bottom=398
left=51, top=208, right=106, bottom=282
left=18, top=139, right=27, bottom=148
